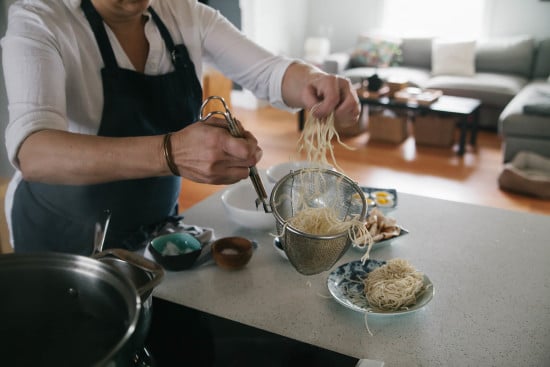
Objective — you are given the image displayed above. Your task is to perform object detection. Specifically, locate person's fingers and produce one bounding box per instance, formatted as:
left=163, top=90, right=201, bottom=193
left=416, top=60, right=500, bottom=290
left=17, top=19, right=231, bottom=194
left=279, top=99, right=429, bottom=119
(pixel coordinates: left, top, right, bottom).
left=199, top=116, right=260, bottom=163
left=301, top=75, right=360, bottom=129
left=333, top=83, right=361, bottom=127
left=172, top=118, right=263, bottom=185
left=302, top=75, right=340, bottom=118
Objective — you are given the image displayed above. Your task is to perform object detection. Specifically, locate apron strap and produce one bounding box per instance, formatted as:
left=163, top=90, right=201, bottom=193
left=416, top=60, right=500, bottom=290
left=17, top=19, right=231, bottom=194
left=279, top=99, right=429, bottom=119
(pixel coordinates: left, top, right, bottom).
left=80, top=0, right=118, bottom=69
left=148, top=7, right=192, bottom=69
left=149, top=7, right=176, bottom=52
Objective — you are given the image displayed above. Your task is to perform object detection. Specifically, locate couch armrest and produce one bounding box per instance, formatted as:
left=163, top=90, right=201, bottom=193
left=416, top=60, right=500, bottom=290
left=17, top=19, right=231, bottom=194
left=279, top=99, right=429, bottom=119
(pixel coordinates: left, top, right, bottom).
left=321, top=52, right=351, bottom=75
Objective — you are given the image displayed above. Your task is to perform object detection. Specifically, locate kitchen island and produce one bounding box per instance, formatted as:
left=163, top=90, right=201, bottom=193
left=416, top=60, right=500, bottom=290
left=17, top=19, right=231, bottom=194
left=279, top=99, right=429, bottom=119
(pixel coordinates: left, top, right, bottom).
left=150, top=189, right=550, bottom=366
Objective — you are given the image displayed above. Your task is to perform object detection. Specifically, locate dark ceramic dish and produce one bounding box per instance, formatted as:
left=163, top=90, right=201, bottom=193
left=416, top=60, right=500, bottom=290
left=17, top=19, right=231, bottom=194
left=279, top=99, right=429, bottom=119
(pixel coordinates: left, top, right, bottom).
left=149, top=233, right=202, bottom=271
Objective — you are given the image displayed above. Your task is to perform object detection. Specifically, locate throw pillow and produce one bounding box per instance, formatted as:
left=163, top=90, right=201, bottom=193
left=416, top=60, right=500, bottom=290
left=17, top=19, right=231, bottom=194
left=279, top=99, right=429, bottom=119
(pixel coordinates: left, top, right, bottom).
left=431, top=39, right=476, bottom=76
left=349, top=35, right=402, bottom=68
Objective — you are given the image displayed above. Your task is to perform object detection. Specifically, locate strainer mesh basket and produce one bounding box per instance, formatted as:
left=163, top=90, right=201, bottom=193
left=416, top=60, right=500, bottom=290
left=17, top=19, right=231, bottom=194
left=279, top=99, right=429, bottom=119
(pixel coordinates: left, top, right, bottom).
left=270, top=169, right=366, bottom=275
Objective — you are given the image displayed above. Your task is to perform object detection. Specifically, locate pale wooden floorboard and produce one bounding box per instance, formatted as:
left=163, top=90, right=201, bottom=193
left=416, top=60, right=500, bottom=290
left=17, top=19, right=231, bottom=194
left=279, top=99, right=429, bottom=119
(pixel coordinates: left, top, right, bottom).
left=179, top=106, right=550, bottom=217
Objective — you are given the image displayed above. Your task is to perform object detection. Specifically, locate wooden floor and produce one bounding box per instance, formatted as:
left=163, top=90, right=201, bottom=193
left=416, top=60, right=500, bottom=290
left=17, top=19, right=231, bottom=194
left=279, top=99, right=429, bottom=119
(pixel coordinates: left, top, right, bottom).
left=179, top=106, right=550, bottom=217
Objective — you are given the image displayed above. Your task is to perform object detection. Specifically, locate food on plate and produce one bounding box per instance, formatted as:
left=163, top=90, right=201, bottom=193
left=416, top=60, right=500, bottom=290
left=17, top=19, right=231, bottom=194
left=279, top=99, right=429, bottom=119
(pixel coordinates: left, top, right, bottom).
left=370, top=190, right=395, bottom=207
left=363, top=258, right=425, bottom=311
left=374, top=196, right=394, bottom=207
left=355, top=208, right=401, bottom=262
left=371, top=190, right=394, bottom=200
left=365, top=208, right=401, bottom=242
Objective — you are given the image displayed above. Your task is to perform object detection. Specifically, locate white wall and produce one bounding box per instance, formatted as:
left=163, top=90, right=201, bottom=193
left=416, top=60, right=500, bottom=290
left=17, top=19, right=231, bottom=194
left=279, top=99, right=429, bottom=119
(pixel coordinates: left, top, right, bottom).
left=304, top=0, right=385, bottom=54
left=302, top=0, right=550, bottom=54
left=483, top=0, right=550, bottom=40
left=240, top=0, right=550, bottom=56
left=236, top=0, right=308, bottom=108
left=240, top=0, right=308, bottom=57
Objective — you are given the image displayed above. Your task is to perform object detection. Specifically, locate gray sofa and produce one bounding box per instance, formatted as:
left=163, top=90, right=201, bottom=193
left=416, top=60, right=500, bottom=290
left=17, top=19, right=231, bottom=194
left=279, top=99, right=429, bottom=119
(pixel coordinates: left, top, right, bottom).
left=499, top=79, right=550, bottom=162
left=323, top=35, right=550, bottom=132
left=498, top=38, right=550, bottom=162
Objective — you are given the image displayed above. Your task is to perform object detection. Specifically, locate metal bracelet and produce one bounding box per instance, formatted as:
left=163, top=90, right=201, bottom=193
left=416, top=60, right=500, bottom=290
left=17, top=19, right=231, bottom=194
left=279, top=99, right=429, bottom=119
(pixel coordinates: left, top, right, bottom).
left=163, top=133, right=180, bottom=176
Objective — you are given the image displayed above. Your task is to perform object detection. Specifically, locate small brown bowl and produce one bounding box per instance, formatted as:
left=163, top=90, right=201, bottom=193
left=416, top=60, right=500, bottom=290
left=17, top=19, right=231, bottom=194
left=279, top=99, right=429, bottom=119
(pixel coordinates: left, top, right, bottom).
left=211, top=236, right=253, bottom=270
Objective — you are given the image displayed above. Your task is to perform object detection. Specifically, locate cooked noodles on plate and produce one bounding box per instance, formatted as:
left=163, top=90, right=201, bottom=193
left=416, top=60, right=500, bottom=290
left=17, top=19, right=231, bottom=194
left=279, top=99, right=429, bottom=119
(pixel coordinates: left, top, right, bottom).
left=327, top=259, right=434, bottom=315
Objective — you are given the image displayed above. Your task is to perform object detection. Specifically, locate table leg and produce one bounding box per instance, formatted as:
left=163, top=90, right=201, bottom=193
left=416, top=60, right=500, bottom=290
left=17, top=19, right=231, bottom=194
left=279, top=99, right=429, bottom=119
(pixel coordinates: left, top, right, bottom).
left=458, top=116, right=467, bottom=156
left=469, top=108, right=480, bottom=146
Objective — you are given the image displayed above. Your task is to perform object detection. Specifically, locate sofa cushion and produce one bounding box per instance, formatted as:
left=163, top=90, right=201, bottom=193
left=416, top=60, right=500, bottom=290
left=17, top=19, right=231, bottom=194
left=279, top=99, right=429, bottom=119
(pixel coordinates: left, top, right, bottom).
left=425, top=72, right=528, bottom=107
left=432, top=39, right=476, bottom=76
left=349, top=35, right=402, bottom=68
left=499, top=81, right=550, bottom=139
left=475, top=35, right=535, bottom=79
left=532, top=38, right=550, bottom=79
left=524, top=103, right=550, bottom=116
left=400, top=37, right=433, bottom=69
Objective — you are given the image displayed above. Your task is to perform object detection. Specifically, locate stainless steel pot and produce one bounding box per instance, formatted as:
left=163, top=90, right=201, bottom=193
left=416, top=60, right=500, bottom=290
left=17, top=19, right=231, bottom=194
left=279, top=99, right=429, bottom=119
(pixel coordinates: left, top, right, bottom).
left=93, top=248, right=164, bottom=355
left=0, top=252, right=143, bottom=367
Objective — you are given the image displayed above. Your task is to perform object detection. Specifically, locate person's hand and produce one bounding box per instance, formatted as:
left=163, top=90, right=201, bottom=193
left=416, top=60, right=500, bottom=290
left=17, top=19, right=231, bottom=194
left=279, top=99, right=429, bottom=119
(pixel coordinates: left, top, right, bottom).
left=282, top=63, right=361, bottom=131
left=302, top=72, right=361, bottom=130
left=169, top=116, right=262, bottom=184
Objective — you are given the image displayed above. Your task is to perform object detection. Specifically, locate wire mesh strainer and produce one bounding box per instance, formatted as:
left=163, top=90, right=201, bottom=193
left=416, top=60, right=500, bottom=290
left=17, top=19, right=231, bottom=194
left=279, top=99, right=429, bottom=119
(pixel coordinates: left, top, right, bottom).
left=270, top=169, right=367, bottom=275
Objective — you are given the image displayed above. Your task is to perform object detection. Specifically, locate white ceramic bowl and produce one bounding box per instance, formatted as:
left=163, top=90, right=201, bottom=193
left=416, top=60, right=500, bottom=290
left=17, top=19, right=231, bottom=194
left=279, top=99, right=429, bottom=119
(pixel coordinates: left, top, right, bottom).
left=266, top=160, right=335, bottom=184
left=221, top=180, right=276, bottom=230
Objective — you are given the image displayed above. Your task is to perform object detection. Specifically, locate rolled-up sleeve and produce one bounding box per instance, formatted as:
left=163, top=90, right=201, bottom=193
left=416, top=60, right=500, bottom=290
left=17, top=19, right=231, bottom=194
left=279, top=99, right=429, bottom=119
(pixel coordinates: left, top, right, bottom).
left=196, top=5, right=296, bottom=111
left=2, top=8, right=68, bottom=168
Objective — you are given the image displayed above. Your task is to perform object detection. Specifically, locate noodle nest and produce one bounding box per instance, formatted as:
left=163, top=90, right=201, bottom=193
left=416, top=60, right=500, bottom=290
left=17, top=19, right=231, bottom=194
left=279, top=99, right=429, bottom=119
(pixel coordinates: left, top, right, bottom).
left=363, top=258, right=425, bottom=311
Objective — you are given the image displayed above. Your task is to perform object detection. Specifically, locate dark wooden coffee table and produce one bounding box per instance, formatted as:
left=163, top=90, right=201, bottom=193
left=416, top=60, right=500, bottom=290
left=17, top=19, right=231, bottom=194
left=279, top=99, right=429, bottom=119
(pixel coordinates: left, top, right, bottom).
left=298, top=94, right=481, bottom=156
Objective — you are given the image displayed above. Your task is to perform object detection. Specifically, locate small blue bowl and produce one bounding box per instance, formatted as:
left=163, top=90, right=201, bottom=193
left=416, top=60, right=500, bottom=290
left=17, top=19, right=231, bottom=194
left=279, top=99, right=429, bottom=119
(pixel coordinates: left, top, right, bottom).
left=149, top=233, right=202, bottom=271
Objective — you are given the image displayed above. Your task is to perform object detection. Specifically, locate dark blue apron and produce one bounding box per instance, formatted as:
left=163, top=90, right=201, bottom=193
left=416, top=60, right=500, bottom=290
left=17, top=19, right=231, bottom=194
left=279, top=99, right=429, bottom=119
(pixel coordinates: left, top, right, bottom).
left=11, top=0, right=203, bottom=254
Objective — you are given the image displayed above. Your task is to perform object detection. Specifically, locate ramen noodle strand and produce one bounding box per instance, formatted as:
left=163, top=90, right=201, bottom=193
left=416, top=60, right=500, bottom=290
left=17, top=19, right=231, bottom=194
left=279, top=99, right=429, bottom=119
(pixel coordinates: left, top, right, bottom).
left=279, top=109, right=373, bottom=251
left=364, top=312, right=374, bottom=337
left=363, top=259, right=424, bottom=311
left=297, top=111, right=354, bottom=172
left=286, top=207, right=371, bottom=248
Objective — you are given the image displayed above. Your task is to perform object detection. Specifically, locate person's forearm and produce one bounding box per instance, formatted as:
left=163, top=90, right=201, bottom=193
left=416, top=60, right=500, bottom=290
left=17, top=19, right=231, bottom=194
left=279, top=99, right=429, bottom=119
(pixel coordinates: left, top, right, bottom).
left=17, top=130, right=168, bottom=185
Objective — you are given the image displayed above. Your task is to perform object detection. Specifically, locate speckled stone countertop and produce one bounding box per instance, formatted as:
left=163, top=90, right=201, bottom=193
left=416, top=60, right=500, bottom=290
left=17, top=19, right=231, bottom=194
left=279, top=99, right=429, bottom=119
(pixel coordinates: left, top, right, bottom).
left=150, top=188, right=550, bottom=366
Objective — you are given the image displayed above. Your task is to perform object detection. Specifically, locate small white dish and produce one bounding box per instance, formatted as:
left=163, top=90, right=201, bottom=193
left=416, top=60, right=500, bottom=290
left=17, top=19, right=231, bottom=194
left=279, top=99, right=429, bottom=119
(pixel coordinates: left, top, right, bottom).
left=221, top=180, right=275, bottom=230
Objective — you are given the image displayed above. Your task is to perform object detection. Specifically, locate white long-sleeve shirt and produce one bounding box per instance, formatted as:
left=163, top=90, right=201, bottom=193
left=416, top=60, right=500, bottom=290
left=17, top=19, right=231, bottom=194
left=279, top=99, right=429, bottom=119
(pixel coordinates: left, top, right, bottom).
left=1, top=0, right=295, bottom=244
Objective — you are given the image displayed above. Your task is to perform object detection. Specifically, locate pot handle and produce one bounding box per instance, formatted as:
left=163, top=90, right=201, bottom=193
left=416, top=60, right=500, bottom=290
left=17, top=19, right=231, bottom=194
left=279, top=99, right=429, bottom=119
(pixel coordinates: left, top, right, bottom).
left=94, top=248, right=165, bottom=296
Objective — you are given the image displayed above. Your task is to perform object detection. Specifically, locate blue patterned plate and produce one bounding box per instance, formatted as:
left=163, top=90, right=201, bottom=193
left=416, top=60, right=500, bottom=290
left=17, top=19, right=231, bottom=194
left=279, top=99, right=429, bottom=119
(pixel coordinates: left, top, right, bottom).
left=327, top=260, right=434, bottom=315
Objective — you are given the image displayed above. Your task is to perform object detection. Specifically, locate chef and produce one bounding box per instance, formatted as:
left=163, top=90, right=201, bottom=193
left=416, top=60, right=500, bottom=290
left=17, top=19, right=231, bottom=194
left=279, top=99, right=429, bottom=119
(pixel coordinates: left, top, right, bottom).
left=2, top=0, right=360, bottom=254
